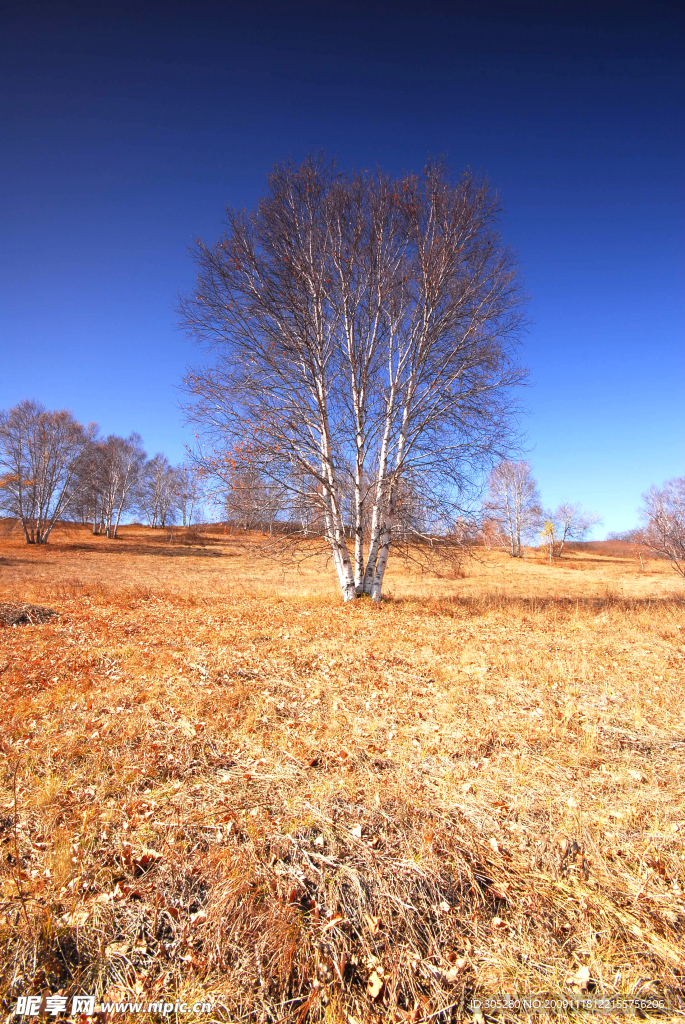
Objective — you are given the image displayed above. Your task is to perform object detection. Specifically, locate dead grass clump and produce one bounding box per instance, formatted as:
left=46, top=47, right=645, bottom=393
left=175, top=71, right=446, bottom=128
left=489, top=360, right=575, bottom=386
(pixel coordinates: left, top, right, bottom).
left=0, top=603, right=57, bottom=626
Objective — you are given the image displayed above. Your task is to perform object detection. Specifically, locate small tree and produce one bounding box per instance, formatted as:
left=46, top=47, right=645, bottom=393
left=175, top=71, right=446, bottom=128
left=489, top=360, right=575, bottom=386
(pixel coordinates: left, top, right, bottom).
left=641, top=477, right=685, bottom=577
left=71, top=437, right=105, bottom=532
left=484, top=460, right=542, bottom=558
left=0, top=400, right=94, bottom=544
left=543, top=502, right=602, bottom=558
left=540, top=519, right=556, bottom=563
left=99, top=434, right=146, bottom=537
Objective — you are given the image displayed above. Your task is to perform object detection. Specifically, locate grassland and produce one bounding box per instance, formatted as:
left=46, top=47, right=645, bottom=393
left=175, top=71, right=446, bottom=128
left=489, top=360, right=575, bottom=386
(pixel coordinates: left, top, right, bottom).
left=0, top=523, right=684, bottom=1022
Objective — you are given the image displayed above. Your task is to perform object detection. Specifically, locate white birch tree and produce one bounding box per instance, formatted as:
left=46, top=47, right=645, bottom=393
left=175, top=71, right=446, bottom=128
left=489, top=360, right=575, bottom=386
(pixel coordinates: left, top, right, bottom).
left=72, top=433, right=146, bottom=536
left=0, top=400, right=94, bottom=544
left=174, top=463, right=205, bottom=527
left=181, top=157, right=526, bottom=600
left=544, top=501, right=601, bottom=558
left=484, top=460, right=542, bottom=558
left=641, top=477, right=685, bottom=577
left=99, top=434, right=146, bottom=537
left=140, top=455, right=177, bottom=528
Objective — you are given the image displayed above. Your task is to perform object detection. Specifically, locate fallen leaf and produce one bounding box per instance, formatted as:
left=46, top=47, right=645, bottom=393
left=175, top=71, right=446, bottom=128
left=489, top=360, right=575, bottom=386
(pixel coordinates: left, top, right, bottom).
left=367, top=970, right=384, bottom=1000
left=133, top=848, right=163, bottom=870
left=320, top=916, right=345, bottom=934
left=444, top=957, right=467, bottom=983
left=364, top=914, right=381, bottom=936
left=63, top=909, right=89, bottom=927
left=106, top=940, right=130, bottom=956
left=572, top=965, right=591, bottom=990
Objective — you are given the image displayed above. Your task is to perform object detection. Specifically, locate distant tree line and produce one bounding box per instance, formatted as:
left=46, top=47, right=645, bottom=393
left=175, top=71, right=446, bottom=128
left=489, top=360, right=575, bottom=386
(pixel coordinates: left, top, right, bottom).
left=0, top=400, right=204, bottom=544
left=4, top=400, right=681, bottom=581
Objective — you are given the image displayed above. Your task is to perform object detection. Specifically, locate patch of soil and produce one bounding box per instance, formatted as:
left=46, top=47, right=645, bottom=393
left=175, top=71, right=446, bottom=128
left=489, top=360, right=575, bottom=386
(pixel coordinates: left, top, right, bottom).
left=0, top=603, right=58, bottom=626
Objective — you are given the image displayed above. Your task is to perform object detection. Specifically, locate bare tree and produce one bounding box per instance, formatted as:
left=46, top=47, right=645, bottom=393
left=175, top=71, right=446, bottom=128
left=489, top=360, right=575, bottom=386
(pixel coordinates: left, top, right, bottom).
left=542, top=501, right=601, bottom=559
left=181, top=157, right=526, bottom=600
left=70, top=437, right=105, bottom=532
left=223, top=467, right=264, bottom=531
left=140, top=455, right=177, bottom=528
left=174, top=463, right=205, bottom=527
left=71, top=433, right=146, bottom=537
left=220, top=467, right=286, bottom=534
left=606, top=528, right=644, bottom=542
left=0, top=400, right=94, bottom=544
left=100, top=434, right=147, bottom=537
left=484, top=460, right=541, bottom=558
left=289, top=469, right=326, bottom=537
left=641, top=477, right=685, bottom=577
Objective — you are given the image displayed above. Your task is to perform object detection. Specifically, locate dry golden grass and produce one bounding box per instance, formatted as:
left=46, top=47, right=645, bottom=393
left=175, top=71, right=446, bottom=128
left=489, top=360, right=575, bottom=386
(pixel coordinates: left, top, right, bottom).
left=0, top=523, right=684, bottom=1022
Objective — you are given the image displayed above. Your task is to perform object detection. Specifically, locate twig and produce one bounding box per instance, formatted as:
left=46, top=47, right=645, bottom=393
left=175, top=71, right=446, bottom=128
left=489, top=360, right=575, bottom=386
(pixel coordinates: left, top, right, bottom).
left=415, top=1001, right=460, bottom=1023
left=11, top=759, right=34, bottom=939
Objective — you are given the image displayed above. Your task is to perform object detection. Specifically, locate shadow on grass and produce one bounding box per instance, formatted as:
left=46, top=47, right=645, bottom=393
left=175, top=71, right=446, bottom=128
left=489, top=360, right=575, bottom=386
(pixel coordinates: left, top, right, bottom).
left=383, top=592, right=685, bottom=613
left=56, top=542, right=231, bottom=559
left=0, top=556, right=53, bottom=566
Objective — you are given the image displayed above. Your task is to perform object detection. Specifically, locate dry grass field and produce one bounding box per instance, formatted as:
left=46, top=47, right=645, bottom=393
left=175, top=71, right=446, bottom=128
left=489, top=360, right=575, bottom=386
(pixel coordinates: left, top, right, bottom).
left=1, top=522, right=684, bottom=1022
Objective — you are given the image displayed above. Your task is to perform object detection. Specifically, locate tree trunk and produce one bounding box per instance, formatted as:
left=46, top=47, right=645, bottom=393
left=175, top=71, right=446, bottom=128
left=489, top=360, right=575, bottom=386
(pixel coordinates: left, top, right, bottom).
left=335, top=544, right=357, bottom=601
left=113, top=504, right=124, bottom=538
left=327, top=509, right=357, bottom=601
left=370, top=521, right=392, bottom=601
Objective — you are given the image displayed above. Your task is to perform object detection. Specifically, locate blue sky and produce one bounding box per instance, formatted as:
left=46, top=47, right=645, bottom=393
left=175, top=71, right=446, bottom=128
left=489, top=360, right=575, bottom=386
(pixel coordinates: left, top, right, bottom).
left=1, top=1, right=683, bottom=534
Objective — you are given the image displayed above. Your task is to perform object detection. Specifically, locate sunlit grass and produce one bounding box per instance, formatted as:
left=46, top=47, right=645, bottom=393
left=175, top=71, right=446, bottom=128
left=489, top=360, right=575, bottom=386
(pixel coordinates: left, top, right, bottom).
left=0, top=523, right=683, bottom=1021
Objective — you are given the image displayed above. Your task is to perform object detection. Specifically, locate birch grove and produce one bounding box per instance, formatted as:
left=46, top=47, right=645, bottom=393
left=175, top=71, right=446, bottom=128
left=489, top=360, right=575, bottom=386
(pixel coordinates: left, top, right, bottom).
left=81, top=433, right=146, bottom=537
left=0, top=401, right=200, bottom=541
left=0, top=400, right=94, bottom=544
left=181, top=157, right=527, bottom=600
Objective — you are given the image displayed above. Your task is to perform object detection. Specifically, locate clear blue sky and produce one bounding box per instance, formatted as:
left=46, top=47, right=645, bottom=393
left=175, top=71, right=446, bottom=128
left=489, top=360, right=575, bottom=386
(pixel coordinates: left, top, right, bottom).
left=1, top=1, right=683, bottom=535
